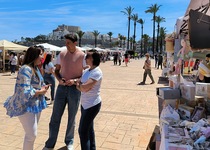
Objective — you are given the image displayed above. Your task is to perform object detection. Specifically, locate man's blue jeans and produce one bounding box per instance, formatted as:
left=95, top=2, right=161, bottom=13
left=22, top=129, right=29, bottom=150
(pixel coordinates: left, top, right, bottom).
left=45, top=85, right=81, bottom=148
left=79, top=102, right=101, bottom=150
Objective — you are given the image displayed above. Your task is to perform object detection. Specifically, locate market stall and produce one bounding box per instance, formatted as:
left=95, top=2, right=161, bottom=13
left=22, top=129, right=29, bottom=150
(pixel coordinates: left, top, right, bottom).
left=0, top=40, right=28, bottom=72
left=156, top=1, right=210, bottom=149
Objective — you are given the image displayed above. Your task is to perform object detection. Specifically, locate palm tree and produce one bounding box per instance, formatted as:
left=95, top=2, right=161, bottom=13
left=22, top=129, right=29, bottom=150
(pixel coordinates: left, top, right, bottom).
left=155, top=16, right=165, bottom=53
left=145, top=3, right=161, bottom=56
left=121, top=6, right=134, bottom=50
left=129, top=37, right=134, bottom=50
left=76, top=30, right=85, bottom=47
left=118, top=34, right=123, bottom=47
left=92, top=30, right=100, bottom=47
left=137, top=18, right=145, bottom=55
left=107, top=32, right=113, bottom=48
left=131, top=13, right=139, bottom=51
left=159, top=27, right=167, bottom=53
left=142, top=34, right=150, bottom=54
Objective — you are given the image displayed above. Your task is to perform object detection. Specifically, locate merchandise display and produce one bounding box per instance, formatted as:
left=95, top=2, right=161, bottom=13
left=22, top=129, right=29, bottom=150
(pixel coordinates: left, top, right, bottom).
left=158, top=75, right=210, bottom=150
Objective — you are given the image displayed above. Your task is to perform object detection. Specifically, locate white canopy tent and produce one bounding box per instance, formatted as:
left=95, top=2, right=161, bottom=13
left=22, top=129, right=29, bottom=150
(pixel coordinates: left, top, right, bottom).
left=94, top=47, right=106, bottom=52
left=59, top=46, right=86, bottom=52
left=37, top=43, right=61, bottom=52
left=81, top=46, right=92, bottom=51
left=0, top=40, right=28, bottom=71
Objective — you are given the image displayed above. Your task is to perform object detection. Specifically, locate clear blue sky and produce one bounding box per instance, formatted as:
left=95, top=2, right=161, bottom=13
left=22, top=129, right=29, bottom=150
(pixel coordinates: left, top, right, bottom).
left=0, top=0, right=190, bottom=41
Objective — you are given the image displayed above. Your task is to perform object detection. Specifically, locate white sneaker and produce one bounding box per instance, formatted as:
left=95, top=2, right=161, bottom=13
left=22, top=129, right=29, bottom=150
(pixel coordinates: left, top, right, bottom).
left=67, top=144, right=74, bottom=150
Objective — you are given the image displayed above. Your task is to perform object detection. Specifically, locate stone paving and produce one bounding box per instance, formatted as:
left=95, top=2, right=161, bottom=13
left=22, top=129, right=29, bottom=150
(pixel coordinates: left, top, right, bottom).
left=0, top=58, right=166, bottom=150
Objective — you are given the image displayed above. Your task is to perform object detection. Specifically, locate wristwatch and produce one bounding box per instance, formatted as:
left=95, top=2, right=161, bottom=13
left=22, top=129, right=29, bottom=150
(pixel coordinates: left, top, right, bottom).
left=74, top=79, right=77, bottom=84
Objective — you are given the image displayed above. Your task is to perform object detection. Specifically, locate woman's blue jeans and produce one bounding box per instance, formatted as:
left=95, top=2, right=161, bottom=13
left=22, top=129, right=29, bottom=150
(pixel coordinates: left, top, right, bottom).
left=45, top=85, right=81, bottom=148
left=79, top=102, right=101, bottom=150
left=10, top=65, right=16, bottom=73
left=43, top=73, right=55, bottom=100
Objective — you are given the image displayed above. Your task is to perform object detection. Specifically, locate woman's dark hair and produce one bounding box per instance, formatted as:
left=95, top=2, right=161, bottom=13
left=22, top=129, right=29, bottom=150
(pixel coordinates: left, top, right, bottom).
left=64, top=34, right=78, bottom=43
left=43, top=53, right=52, bottom=69
left=206, top=53, right=210, bottom=58
left=22, top=46, right=41, bottom=68
left=86, top=49, right=101, bottom=66
left=10, top=52, right=16, bottom=56
left=22, top=46, right=42, bottom=81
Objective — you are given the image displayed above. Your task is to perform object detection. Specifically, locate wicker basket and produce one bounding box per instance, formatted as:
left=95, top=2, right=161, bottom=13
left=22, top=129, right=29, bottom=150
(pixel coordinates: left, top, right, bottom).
left=165, top=37, right=174, bottom=52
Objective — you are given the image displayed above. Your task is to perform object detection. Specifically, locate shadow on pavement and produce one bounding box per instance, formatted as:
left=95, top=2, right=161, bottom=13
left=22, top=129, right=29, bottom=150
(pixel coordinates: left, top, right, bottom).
left=57, top=146, right=67, bottom=150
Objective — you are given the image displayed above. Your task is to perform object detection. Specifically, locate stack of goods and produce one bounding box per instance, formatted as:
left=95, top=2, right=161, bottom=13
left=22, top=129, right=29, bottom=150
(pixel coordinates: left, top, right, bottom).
left=160, top=105, right=210, bottom=149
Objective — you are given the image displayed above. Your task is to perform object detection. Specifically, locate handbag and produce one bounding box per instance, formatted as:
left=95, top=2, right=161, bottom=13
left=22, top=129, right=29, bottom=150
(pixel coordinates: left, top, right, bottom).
left=188, top=9, right=210, bottom=49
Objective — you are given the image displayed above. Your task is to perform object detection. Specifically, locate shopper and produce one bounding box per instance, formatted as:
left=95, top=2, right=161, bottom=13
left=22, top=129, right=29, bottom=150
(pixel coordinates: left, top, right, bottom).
left=4, top=46, right=49, bottom=150
left=76, top=50, right=102, bottom=150
left=9, top=52, right=18, bottom=75
left=44, top=34, right=86, bottom=150
left=138, top=53, right=155, bottom=85
left=43, top=53, right=55, bottom=105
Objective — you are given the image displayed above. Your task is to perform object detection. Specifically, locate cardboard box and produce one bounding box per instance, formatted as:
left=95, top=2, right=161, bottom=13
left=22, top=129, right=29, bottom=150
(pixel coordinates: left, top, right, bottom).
left=195, top=82, right=210, bottom=100
left=178, top=104, right=194, bottom=120
left=156, top=87, right=181, bottom=99
left=158, top=97, right=178, bottom=117
left=180, top=84, right=195, bottom=100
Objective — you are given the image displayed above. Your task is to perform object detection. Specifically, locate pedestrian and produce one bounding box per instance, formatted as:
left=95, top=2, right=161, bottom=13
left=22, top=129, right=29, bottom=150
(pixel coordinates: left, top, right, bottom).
left=124, top=52, right=129, bottom=67
left=113, top=52, right=118, bottom=65
left=157, top=53, right=163, bottom=69
left=76, top=50, right=102, bottom=150
left=154, top=54, right=158, bottom=68
left=118, top=52, right=122, bottom=66
left=138, top=53, right=155, bottom=85
left=43, top=53, right=55, bottom=105
left=36, top=45, right=46, bottom=75
left=9, top=52, right=18, bottom=75
left=43, top=34, right=86, bottom=150
left=19, top=50, right=26, bottom=66
left=3, top=46, right=49, bottom=150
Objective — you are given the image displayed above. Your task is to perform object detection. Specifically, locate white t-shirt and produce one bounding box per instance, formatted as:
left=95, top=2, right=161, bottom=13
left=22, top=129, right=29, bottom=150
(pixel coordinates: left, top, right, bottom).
left=80, top=67, right=102, bottom=109
left=10, top=56, right=18, bottom=65
left=44, top=62, right=54, bottom=73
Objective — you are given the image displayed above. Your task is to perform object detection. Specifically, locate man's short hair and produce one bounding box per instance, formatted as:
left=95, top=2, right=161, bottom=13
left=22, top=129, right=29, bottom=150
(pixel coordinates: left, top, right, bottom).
left=64, top=34, right=78, bottom=43
left=145, top=53, right=150, bottom=56
left=206, top=53, right=210, bottom=58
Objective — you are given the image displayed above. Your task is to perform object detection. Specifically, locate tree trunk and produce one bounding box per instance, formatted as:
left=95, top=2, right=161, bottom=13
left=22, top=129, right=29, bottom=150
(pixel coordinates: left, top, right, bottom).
left=127, top=17, right=131, bottom=50
left=152, top=14, right=156, bottom=56
left=156, top=24, right=160, bottom=54
left=141, top=25, right=143, bottom=55
left=133, top=22, right=136, bottom=50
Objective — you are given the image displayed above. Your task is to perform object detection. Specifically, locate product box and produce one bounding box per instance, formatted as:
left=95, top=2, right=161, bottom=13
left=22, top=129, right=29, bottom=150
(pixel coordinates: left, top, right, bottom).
left=156, top=87, right=181, bottom=99
left=178, top=104, right=194, bottom=120
left=195, top=82, right=210, bottom=100
left=158, top=97, right=178, bottom=117
left=180, top=84, right=195, bottom=100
